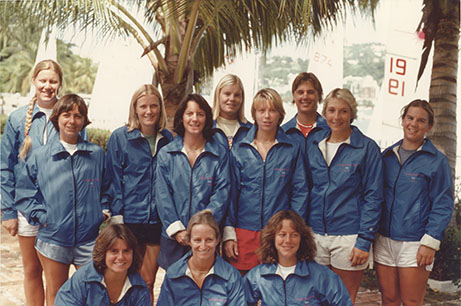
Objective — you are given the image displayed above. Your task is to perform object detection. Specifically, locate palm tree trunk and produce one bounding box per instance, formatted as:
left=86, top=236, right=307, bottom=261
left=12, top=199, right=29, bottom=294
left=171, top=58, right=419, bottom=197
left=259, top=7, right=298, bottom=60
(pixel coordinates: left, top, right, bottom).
left=428, top=1, right=459, bottom=179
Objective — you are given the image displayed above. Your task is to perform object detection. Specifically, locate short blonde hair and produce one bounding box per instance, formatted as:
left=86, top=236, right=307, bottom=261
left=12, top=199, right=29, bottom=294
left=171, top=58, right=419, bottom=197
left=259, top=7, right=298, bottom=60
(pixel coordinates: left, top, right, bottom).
left=185, top=210, right=220, bottom=243
left=212, top=74, right=246, bottom=122
left=322, top=88, right=357, bottom=123
left=126, top=84, right=167, bottom=132
left=251, top=88, right=285, bottom=126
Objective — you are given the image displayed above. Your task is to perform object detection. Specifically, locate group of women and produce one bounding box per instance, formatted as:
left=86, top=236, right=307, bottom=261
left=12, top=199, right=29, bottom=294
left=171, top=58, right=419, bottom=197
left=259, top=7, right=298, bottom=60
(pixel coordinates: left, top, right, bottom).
left=0, top=60, right=454, bottom=306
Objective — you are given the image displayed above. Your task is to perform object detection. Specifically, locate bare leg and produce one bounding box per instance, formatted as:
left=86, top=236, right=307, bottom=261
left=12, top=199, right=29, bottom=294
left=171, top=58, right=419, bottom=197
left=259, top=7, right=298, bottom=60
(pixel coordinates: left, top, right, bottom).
left=18, top=235, right=44, bottom=306
left=331, top=267, right=364, bottom=304
left=399, top=267, right=430, bottom=306
left=375, top=263, right=401, bottom=306
left=37, top=252, right=70, bottom=306
left=140, top=244, right=160, bottom=305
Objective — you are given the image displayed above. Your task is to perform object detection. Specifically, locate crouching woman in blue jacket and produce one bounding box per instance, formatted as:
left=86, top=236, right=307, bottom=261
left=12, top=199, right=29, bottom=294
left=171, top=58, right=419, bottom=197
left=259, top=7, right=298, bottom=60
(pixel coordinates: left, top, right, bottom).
left=375, top=100, right=454, bottom=306
left=158, top=210, right=245, bottom=305
left=244, top=210, right=352, bottom=305
left=15, top=94, right=106, bottom=306
left=55, top=224, right=151, bottom=305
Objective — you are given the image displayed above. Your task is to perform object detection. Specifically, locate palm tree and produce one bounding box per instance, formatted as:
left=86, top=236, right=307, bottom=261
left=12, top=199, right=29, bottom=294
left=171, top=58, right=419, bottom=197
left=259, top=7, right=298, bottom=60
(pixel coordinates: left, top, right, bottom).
left=417, top=0, right=460, bottom=176
left=6, top=0, right=378, bottom=123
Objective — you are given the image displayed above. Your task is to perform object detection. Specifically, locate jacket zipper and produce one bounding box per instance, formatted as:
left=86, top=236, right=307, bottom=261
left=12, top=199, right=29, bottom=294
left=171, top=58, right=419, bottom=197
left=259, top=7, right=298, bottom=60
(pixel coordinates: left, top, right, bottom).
left=283, top=278, right=288, bottom=306
left=147, top=138, right=154, bottom=222
left=70, top=155, right=77, bottom=246
left=261, top=161, right=266, bottom=229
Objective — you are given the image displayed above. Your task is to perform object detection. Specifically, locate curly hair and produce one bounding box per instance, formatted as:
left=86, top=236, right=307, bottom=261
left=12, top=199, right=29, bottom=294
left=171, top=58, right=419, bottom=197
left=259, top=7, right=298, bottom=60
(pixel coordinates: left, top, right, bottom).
left=93, top=224, right=142, bottom=274
left=173, top=94, right=213, bottom=139
left=257, top=210, right=316, bottom=264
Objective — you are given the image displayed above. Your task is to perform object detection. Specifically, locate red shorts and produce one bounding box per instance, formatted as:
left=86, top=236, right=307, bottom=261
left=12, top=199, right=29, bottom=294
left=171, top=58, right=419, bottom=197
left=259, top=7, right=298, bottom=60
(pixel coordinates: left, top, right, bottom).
left=228, top=228, right=261, bottom=271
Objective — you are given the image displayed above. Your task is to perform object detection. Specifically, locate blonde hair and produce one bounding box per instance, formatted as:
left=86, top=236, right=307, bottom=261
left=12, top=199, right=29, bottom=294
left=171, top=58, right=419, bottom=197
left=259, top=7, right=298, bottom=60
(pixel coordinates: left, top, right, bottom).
left=251, top=88, right=285, bottom=126
left=126, top=84, right=167, bottom=132
left=212, top=74, right=246, bottom=122
left=19, top=60, right=63, bottom=161
left=185, top=209, right=221, bottom=244
left=322, top=88, right=358, bottom=123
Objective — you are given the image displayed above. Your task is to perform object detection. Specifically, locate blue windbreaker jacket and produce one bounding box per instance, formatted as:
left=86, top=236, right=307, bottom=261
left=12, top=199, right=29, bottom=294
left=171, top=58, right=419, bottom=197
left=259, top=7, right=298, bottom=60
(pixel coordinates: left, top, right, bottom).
left=282, top=112, right=329, bottom=156
left=306, top=126, right=383, bottom=251
left=103, top=126, right=173, bottom=224
left=211, top=119, right=253, bottom=149
left=225, top=126, right=308, bottom=231
left=1, top=104, right=87, bottom=220
left=55, top=262, right=151, bottom=306
left=156, top=136, right=230, bottom=237
left=157, top=252, right=245, bottom=306
left=379, top=139, right=453, bottom=242
left=244, top=260, right=352, bottom=306
left=14, top=138, right=105, bottom=247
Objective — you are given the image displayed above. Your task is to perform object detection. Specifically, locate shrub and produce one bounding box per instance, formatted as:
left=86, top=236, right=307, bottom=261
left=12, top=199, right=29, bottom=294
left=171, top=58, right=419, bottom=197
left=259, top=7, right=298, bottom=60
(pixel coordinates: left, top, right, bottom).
left=87, top=128, right=112, bottom=151
left=430, top=226, right=461, bottom=284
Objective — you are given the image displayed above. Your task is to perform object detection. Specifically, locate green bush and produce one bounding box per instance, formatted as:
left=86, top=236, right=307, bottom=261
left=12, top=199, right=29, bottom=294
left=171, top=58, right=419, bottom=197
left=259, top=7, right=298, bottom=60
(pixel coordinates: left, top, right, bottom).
left=1, top=113, right=8, bottom=135
left=430, top=226, right=461, bottom=284
left=87, top=128, right=112, bottom=151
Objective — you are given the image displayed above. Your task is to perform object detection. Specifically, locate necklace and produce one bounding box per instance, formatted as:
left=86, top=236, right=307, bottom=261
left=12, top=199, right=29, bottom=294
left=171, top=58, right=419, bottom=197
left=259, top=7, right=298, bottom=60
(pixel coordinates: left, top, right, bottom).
left=296, top=119, right=314, bottom=128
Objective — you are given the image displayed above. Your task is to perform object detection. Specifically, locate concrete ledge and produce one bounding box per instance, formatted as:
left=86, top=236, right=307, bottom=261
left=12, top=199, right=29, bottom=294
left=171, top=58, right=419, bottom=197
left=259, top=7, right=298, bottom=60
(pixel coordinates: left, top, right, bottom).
left=428, top=278, right=460, bottom=293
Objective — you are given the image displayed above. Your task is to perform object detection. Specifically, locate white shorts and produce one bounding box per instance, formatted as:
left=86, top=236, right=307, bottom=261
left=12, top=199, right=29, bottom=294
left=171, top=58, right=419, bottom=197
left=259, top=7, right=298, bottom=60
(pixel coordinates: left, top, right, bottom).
left=18, top=211, right=39, bottom=237
left=374, top=234, right=433, bottom=271
left=314, top=233, right=370, bottom=271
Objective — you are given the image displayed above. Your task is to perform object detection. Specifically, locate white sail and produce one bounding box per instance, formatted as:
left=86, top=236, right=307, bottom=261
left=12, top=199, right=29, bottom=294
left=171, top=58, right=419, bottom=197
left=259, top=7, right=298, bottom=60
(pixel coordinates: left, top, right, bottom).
left=89, top=38, right=154, bottom=131
left=367, top=0, right=431, bottom=148
left=307, top=24, right=344, bottom=96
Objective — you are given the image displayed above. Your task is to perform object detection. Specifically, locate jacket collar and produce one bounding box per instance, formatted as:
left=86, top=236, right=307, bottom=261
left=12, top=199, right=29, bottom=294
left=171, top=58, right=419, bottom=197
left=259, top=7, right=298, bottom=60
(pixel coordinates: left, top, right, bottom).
left=84, top=263, right=147, bottom=288
left=383, top=138, right=436, bottom=157
left=168, top=251, right=231, bottom=281
left=241, top=125, right=290, bottom=145
left=282, top=113, right=328, bottom=133
left=126, top=127, right=170, bottom=141
left=50, top=136, right=92, bottom=156
left=259, top=260, right=310, bottom=277
left=314, top=125, right=364, bottom=149
left=167, top=136, right=219, bottom=156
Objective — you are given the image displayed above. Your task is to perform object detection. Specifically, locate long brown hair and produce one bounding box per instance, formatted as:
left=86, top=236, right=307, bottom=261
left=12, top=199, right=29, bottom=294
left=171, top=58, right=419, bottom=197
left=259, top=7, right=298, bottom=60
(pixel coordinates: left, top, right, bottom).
left=257, top=210, right=316, bottom=264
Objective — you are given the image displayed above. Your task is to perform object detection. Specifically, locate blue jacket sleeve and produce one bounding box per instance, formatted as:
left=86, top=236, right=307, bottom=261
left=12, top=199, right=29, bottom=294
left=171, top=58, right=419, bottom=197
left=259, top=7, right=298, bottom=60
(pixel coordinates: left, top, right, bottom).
left=207, top=150, right=231, bottom=225
left=289, top=145, right=309, bottom=220
left=1, top=116, right=19, bottom=220
left=13, top=153, right=47, bottom=225
left=426, top=156, right=454, bottom=241
left=103, top=133, right=124, bottom=215
left=157, top=277, right=175, bottom=305
left=225, top=150, right=241, bottom=228
left=243, top=269, right=260, bottom=306
left=54, top=276, right=85, bottom=306
left=355, top=142, right=383, bottom=252
left=318, top=268, right=353, bottom=305
left=156, top=151, right=181, bottom=233
left=227, top=269, right=246, bottom=306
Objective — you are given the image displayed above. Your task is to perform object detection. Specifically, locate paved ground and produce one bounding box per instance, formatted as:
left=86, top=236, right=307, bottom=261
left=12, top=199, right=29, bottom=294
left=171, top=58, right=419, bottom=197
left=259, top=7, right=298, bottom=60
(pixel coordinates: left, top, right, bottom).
left=1, top=227, right=459, bottom=305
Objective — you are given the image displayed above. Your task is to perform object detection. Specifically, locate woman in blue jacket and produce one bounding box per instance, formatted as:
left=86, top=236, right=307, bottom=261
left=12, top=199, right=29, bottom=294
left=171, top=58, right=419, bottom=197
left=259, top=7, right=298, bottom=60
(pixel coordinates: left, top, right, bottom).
left=306, top=88, right=383, bottom=303
left=158, top=210, right=245, bottom=305
left=14, top=94, right=106, bottom=306
left=375, top=100, right=453, bottom=305
left=224, top=88, right=308, bottom=274
left=104, top=84, right=172, bottom=302
left=55, top=224, right=151, bottom=306
left=156, top=94, right=230, bottom=269
left=244, top=210, right=352, bottom=305
left=282, top=72, right=329, bottom=157
left=211, top=74, right=252, bottom=149
left=0, top=59, right=64, bottom=306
